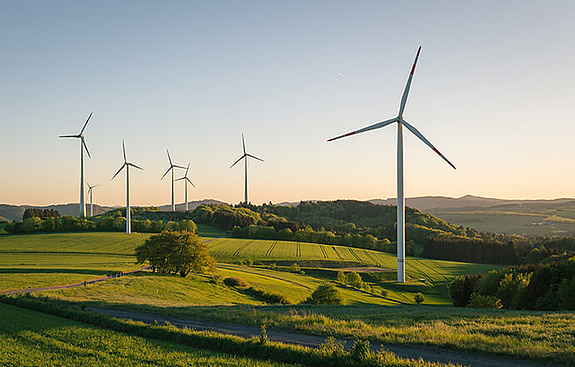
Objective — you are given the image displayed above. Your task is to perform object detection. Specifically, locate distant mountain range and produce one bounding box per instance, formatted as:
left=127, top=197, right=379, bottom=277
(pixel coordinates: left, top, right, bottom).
left=368, top=195, right=575, bottom=213
left=3, top=195, right=575, bottom=222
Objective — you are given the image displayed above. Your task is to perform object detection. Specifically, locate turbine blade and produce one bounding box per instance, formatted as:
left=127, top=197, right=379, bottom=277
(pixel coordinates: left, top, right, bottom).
left=59, top=134, right=80, bottom=138
left=175, top=177, right=185, bottom=181
left=398, top=46, right=421, bottom=117
left=186, top=177, right=196, bottom=187
left=128, top=163, right=143, bottom=171
left=185, top=163, right=190, bottom=176
left=112, top=164, right=126, bottom=180
left=166, top=150, right=173, bottom=166
left=122, top=140, right=127, bottom=162
left=160, top=167, right=171, bottom=180
left=327, top=118, right=398, bottom=142
left=247, top=153, right=264, bottom=162
left=242, top=134, right=246, bottom=155
left=79, top=112, right=93, bottom=135
left=229, top=155, right=245, bottom=169
left=401, top=119, right=456, bottom=170
left=82, top=137, right=91, bottom=158
left=173, top=164, right=186, bottom=169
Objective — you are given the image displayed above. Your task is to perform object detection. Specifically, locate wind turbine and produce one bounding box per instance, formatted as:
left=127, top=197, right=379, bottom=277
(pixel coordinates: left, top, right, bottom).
left=175, top=163, right=195, bottom=211
left=112, top=140, right=143, bottom=234
left=327, top=47, right=456, bottom=283
left=161, top=150, right=186, bottom=211
left=86, top=182, right=100, bottom=217
left=59, top=112, right=93, bottom=218
left=230, top=134, right=264, bottom=204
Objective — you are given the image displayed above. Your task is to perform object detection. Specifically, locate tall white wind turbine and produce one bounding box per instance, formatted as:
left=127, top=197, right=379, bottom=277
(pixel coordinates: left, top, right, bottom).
left=112, top=140, right=143, bottom=234
left=230, top=134, right=264, bottom=204
left=175, top=163, right=195, bottom=211
left=86, top=182, right=100, bottom=217
left=59, top=112, right=93, bottom=218
left=327, top=47, right=456, bottom=283
left=161, top=150, right=186, bottom=211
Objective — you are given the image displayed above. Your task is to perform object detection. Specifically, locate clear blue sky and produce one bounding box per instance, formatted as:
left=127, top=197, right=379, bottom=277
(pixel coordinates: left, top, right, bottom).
left=1, top=1, right=574, bottom=206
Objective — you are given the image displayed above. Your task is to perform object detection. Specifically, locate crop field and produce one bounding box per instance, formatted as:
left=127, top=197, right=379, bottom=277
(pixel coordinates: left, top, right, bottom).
left=433, top=209, right=575, bottom=236
left=1, top=232, right=501, bottom=306
left=206, top=237, right=500, bottom=301
left=0, top=302, right=298, bottom=367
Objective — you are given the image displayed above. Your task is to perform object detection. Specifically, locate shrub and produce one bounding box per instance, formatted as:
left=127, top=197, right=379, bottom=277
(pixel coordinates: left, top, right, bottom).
left=319, top=336, right=345, bottom=357
left=245, top=287, right=290, bottom=304
left=414, top=293, right=424, bottom=305
left=303, top=284, right=343, bottom=305
left=223, top=277, right=250, bottom=288
left=468, top=293, right=503, bottom=309
left=350, top=339, right=371, bottom=362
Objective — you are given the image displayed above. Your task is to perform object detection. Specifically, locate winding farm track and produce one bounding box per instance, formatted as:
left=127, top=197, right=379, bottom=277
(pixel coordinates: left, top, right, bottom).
left=90, top=307, right=550, bottom=367
left=0, top=265, right=152, bottom=295
left=1, top=238, right=220, bottom=295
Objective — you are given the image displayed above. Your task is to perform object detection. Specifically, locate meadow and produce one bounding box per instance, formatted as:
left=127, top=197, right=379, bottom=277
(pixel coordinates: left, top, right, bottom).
left=433, top=208, right=575, bottom=236
left=1, top=232, right=499, bottom=306
left=0, top=301, right=300, bottom=367
left=131, top=303, right=574, bottom=365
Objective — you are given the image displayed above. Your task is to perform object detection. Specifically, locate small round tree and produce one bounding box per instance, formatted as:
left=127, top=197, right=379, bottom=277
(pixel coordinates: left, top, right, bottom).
left=304, top=284, right=344, bottom=305
left=135, top=230, right=215, bottom=277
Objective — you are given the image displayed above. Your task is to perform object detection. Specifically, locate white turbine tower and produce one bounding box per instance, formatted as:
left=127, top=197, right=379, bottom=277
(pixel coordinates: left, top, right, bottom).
left=112, top=140, right=143, bottom=234
left=175, top=163, right=195, bottom=211
left=230, top=134, right=264, bottom=204
left=327, top=47, right=456, bottom=283
left=59, top=112, right=93, bottom=218
left=86, top=182, right=100, bottom=217
left=161, top=150, right=186, bottom=211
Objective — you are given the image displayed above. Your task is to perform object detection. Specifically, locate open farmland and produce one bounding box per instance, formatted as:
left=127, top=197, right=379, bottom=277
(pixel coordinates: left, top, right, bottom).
left=433, top=207, right=575, bottom=236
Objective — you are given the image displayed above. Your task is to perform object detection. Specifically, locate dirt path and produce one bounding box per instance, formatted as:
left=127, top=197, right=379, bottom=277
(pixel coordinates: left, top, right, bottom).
left=1, top=266, right=152, bottom=295
left=90, top=307, right=550, bottom=367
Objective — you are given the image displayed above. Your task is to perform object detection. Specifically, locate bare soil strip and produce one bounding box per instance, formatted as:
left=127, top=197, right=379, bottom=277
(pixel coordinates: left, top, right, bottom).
left=90, top=307, right=550, bottom=367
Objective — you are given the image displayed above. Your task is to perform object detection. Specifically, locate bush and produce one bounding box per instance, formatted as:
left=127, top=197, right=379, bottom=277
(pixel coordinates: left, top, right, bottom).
left=223, top=277, right=251, bottom=288
left=245, top=287, right=291, bottom=304
left=468, top=293, right=503, bottom=309
left=413, top=293, right=424, bottom=305
left=350, top=339, right=371, bottom=362
left=303, top=284, right=344, bottom=305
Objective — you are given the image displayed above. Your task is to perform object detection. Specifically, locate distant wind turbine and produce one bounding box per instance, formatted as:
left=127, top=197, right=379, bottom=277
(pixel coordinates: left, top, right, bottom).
left=327, top=47, right=456, bottom=283
left=59, top=112, right=93, bottom=218
left=111, top=140, right=143, bottom=234
left=175, top=163, right=195, bottom=211
left=230, top=134, right=264, bottom=204
left=161, top=150, right=186, bottom=211
left=86, top=182, right=100, bottom=217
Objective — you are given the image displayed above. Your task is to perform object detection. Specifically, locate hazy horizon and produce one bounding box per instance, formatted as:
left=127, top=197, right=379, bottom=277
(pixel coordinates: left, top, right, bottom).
left=2, top=1, right=574, bottom=206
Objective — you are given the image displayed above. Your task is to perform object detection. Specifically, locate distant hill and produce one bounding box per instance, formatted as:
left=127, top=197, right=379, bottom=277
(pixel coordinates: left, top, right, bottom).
left=0, top=203, right=115, bottom=222
left=157, top=199, right=228, bottom=212
left=369, top=195, right=575, bottom=212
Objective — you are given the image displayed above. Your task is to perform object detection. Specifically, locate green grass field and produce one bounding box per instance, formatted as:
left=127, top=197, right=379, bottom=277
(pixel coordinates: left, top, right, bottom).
left=0, top=302, right=299, bottom=367
left=140, top=303, right=574, bottom=365
left=0, top=232, right=501, bottom=306
left=434, top=209, right=575, bottom=236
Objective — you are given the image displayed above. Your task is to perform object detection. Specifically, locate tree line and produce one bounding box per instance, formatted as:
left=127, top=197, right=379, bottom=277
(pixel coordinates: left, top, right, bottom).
left=4, top=210, right=197, bottom=234
left=22, top=208, right=61, bottom=220
left=450, top=256, right=575, bottom=310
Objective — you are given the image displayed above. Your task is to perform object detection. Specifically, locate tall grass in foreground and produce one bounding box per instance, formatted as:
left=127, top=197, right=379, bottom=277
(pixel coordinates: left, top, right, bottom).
left=0, top=295, right=456, bottom=367
left=0, top=302, right=295, bottom=367
left=128, top=303, right=574, bottom=365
